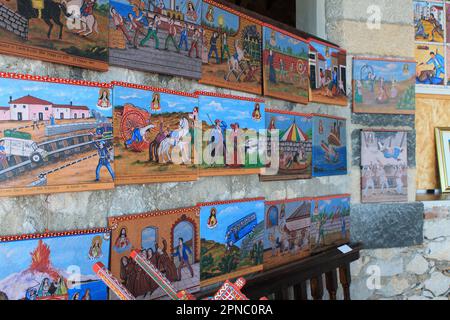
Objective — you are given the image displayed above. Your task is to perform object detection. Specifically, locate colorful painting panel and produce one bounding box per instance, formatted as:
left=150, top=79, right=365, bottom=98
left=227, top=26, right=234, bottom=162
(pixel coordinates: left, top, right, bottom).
left=109, top=0, right=203, bottom=78
left=108, top=207, right=200, bottom=300
left=261, top=109, right=312, bottom=181
left=264, top=198, right=311, bottom=270
left=197, top=92, right=265, bottom=176
left=199, top=198, right=265, bottom=287
left=308, top=39, right=347, bottom=106
left=414, top=1, right=444, bottom=43
left=0, top=0, right=109, bottom=70
left=262, top=25, right=309, bottom=104
left=416, top=43, right=445, bottom=85
left=361, top=130, right=408, bottom=203
left=352, top=57, right=416, bottom=115
left=0, top=73, right=114, bottom=197
left=0, top=229, right=111, bottom=300
left=310, top=195, right=350, bottom=253
left=200, top=0, right=263, bottom=94
left=112, top=82, right=199, bottom=185
left=312, top=115, right=347, bottom=177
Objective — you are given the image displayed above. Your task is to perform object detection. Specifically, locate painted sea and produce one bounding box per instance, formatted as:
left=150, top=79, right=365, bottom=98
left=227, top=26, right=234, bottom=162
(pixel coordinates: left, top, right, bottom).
left=68, top=280, right=108, bottom=300
left=312, top=145, right=347, bottom=176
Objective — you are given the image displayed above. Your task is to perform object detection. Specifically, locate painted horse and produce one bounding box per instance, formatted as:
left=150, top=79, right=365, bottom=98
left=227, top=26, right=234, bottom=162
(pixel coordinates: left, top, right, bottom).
left=17, top=0, right=71, bottom=39
left=158, top=118, right=191, bottom=165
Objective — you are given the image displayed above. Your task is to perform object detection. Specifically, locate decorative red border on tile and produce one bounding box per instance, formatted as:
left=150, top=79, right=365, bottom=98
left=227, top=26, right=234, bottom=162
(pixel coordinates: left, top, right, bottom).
left=112, top=81, right=198, bottom=98
left=197, top=197, right=265, bottom=207
left=313, top=113, right=347, bottom=121
left=195, top=91, right=265, bottom=103
left=353, top=56, right=416, bottom=63
left=203, top=0, right=263, bottom=25
left=263, top=23, right=308, bottom=43
left=314, top=194, right=351, bottom=201
left=0, top=227, right=111, bottom=243
left=108, top=207, right=200, bottom=229
left=308, top=37, right=346, bottom=54
left=0, top=72, right=111, bottom=88
left=265, top=197, right=313, bottom=206
left=266, top=108, right=312, bottom=118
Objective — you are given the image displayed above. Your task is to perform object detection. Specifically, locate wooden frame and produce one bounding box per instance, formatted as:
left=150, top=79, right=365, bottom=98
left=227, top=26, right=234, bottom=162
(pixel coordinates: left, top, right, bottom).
left=0, top=227, right=111, bottom=300
left=310, top=194, right=351, bottom=254
left=196, top=91, right=265, bottom=177
left=352, top=57, right=416, bottom=115
left=112, top=81, right=199, bottom=185
left=312, top=114, right=348, bottom=177
left=198, top=197, right=265, bottom=287
left=435, top=127, right=450, bottom=193
left=0, top=72, right=114, bottom=197
left=262, top=24, right=310, bottom=104
left=0, top=2, right=108, bottom=71
left=260, top=109, right=313, bottom=181
left=264, top=197, right=312, bottom=270
left=308, top=38, right=348, bottom=106
left=200, top=0, right=263, bottom=94
left=108, top=206, right=201, bottom=300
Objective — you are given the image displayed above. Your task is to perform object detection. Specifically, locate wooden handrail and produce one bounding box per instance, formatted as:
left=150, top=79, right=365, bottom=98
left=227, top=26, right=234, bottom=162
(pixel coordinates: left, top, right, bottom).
left=197, top=243, right=362, bottom=300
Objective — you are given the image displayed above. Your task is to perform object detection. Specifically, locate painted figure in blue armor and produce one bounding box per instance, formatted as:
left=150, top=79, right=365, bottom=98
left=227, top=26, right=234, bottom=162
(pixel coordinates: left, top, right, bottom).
left=268, top=50, right=277, bottom=83
left=378, top=141, right=402, bottom=161
left=125, top=125, right=154, bottom=148
left=179, top=23, right=189, bottom=51
left=208, top=32, right=220, bottom=64
left=424, top=51, right=445, bottom=79
left=95, top=141, right=115, bottom=181
left=172, top=237, right=194, bottom=279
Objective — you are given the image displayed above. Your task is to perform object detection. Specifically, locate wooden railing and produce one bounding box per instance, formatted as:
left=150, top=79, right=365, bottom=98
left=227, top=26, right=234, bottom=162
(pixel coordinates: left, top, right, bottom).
left=197, top=243, right=362, bottom=300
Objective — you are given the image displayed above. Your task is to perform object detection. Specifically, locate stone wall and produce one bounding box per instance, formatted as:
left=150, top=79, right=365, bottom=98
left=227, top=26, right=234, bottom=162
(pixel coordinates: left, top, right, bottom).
left=350, top=201, right=450, bottom=300
left=0, top=4, right=28, bottom=40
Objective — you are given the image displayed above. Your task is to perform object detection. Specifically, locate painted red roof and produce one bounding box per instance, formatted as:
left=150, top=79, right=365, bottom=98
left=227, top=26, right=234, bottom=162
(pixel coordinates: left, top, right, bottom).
left=309, top=44, right=317, bottom=52
left=10, top=95, right=53, bottom=105
left=0, top=106, right=9, bottom=111
left=53, top=104, right=89, bottom=111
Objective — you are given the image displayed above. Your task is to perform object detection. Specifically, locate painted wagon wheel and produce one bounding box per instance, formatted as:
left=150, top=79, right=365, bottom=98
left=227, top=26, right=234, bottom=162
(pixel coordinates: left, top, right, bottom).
left=120, top=110, right=149, bottom=152
left=297, top=59, right=307, bottom=75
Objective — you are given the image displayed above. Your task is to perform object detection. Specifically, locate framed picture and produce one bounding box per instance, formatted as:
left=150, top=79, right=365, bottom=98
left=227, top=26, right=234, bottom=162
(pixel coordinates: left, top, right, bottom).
left=361, top=130, right=408, bottom=203
left=435, top=127, right=450, bottom=192
left=312, top=114, right=347, bottom=177
left=196, top=92, right=265, bottom=176
left=112, top=81, right=199, bottom=185
left=200, top=0, right=263, bottom=94
left=109, top=0, right=203, bottom=79
left=308, top=38, right=347, bottom=106
left=310, top=195, right=350, bottom=254
left=353, top=57, right=416, bottom=114
left=0, top=0, right=108, bottom=71
left=108, top=207, right=200, bottom=300
left=261, top=109, right=312, bottom=181
left=0, top=228, right=111, bottom=300
left=414, top=1, right=444, bottom=43
left=199, top=198, right=265, bottom=287
left=0, top=72, right=114, bottom=197
left=415, top=43, right=445, bottom=85
left=262, top=25, right=309, bottom=104
left=264, top=198, right=311, bottom=270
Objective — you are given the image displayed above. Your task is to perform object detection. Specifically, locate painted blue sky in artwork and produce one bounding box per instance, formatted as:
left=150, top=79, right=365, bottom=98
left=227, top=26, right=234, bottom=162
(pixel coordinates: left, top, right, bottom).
left=263, top=27, right=308, bottom=54
left=315, top=197, right=350, bottom=217
left=309, top=40, right=342, bottom=68
left=201, top=2, right=239, bottom=30
left=199, top=96, right=265, bottom=130
left=0, top=233, right=110, bottom=279
left=200, top=200, right=264, bottom=247
left=0, top=78, right=111, bottom=116
left=266, top=112, right=312, bottom=134
left=113, top=86, right=197, bottom=114
left=353, top=60, right=416, bottom=82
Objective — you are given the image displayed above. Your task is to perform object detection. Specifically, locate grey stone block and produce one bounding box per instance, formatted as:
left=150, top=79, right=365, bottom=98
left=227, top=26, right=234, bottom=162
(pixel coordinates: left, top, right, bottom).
left=351, top=202, right=424, bottom=249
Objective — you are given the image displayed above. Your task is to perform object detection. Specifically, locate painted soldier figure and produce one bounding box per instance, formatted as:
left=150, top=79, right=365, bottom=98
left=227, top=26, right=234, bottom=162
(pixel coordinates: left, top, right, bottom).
left=95, top=141, right=115, bottom=181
